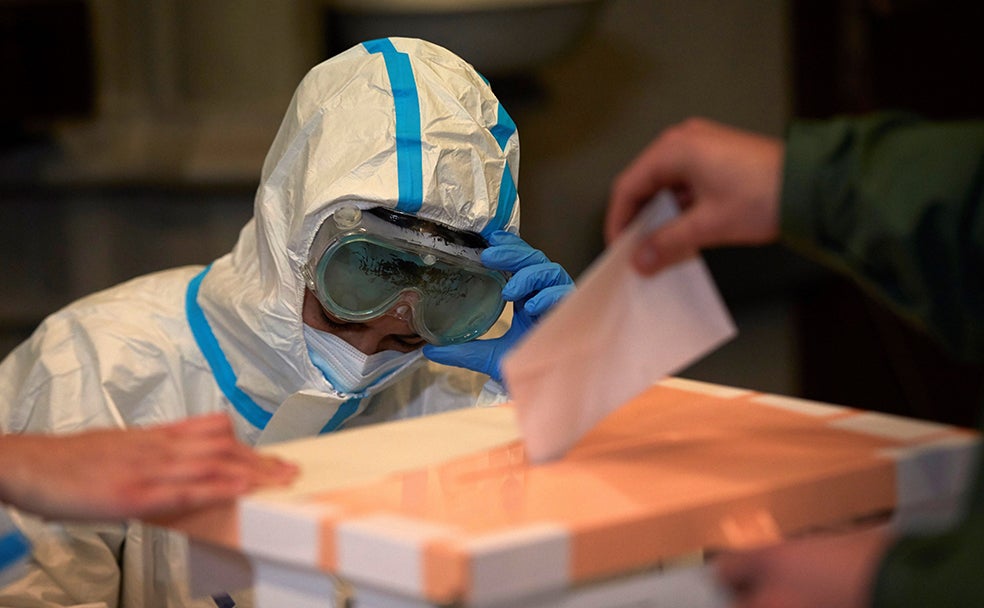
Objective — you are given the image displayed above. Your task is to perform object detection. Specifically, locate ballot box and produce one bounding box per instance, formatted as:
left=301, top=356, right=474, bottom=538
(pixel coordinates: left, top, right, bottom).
left=157, top=378, right=978, bottom=608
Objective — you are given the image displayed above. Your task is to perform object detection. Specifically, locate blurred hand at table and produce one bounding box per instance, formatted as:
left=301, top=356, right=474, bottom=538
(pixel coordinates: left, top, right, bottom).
left=714, top=526, right=893, bottom=608
left=0, top=413, right=298, bottom=521
left=605, top=118, right=785, bottom=275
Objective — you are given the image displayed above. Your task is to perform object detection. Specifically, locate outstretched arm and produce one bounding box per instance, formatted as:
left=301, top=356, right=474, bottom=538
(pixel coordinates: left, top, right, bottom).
left=0, top=413, right=297, bottom=521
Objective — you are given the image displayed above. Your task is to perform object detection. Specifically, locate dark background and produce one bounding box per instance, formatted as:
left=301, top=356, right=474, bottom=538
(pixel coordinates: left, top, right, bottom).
left=2, top=0, right=981, bottom=425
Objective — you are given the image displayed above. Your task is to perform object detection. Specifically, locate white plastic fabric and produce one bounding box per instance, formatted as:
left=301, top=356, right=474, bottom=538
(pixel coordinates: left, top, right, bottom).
left=197, top=36, right=520, bottom=441
left=0, top=37, right=519, bottom=607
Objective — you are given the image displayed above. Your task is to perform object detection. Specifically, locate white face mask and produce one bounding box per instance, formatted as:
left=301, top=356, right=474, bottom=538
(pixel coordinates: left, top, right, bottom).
left=303, top=324, right=419, bottom=394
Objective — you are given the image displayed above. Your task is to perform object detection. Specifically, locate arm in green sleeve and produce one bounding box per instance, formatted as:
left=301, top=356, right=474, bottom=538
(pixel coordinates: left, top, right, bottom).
left=781, top=114, right=984, bottom=607
left=780, top=114, right=984, bottom=362
left=872, top=511, right=984, bottom=607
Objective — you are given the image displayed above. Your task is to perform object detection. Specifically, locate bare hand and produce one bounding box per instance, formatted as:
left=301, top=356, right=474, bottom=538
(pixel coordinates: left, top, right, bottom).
left=714, top=526, right=892, bottom=608
left=0, top=413, right=298, bottom=521
left=606, top=118, right=785, bottom=274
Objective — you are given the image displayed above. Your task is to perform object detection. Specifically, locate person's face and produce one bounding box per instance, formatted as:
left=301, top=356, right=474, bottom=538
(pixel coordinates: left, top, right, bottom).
left=302, top=289, right=426, bottom=355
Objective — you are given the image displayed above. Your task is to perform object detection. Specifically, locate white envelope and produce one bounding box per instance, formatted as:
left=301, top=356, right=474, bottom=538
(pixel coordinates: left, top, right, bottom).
left=502, top=191, right=737, bottom=462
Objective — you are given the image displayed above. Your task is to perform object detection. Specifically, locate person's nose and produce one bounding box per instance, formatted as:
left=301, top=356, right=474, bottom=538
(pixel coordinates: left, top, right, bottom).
left=348, top=315, right=416, bottom=355
left=346, top=330, right=386, bottom=355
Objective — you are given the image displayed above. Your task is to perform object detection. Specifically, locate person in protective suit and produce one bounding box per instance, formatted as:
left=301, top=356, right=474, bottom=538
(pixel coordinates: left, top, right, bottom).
left=0, top=37, right=574, bottom=607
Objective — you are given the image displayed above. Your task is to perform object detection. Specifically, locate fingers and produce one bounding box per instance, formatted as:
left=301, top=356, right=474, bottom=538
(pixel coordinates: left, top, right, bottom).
left=606, top=118, right=784, bottom=273
left=120, top=477, right=254, bottom=520
left=485, top=230, right=527, bottom=248
left=423, top=342, right=471, bottom=367
left=116, top=415, right=299, bottom=517
left=714, top=549, right=780, bottom=608
left=605, top=124, right=692, bottom=243
left=523, top=283, right=575, bottom=317
left=501, top=263, right=573, bottom=301
left=714, top=549, right=761, bottom=594
left=0, top=415, right=298, bottom=521
left=139, top=425, right=298, bottom=487
left=108, top=452, right=298, bottom=520
left=148, top=483, right=241, bottom=515
left=630, top=205, right=709, bottom=274
left=145, top=448, right=296, bottom=484
left=422, top=341, right=498, bottom=380
left=481, top=232, right=575, bottom=305
left=481, top=233, right=550, bottom=272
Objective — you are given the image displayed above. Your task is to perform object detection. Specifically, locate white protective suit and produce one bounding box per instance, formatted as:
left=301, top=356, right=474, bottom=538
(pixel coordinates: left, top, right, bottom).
left=0, top=37, right=520, bottom=607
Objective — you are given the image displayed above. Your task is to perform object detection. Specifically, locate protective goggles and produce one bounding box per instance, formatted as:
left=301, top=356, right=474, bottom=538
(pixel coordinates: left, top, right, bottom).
left=302, top=206, right=507, bottom=345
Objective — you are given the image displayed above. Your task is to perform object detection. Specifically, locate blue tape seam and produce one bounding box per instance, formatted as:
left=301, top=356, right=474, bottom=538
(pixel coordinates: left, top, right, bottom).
left=0, top=529, right=30, bottom=573
left=363, top=38, right=518, bottom=235
left=483, top=104, right=518, bottom=236
left=186, top=267, right=272, bottom=430
left=363, top=39, right=423, bottom=214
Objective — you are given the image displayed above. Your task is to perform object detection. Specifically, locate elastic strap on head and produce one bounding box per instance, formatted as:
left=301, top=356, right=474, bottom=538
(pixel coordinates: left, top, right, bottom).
left=363, top=38, right=424, bottom=214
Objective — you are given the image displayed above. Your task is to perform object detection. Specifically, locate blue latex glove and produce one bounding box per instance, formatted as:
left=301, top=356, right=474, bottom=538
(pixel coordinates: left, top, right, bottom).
left=423, top=231, right=575, bottom=384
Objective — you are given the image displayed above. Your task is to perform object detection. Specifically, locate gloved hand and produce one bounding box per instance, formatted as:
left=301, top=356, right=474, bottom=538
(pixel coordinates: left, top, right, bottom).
left=423, top=231, right=575, bottom=384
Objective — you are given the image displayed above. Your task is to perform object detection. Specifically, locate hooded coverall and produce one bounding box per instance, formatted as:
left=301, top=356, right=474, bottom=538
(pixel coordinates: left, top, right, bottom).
left=0, top=37, right=522, bottom=607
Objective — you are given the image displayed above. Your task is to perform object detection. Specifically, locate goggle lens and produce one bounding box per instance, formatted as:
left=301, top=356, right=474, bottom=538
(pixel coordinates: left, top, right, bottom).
left=313, top=237, right=506, bottom=344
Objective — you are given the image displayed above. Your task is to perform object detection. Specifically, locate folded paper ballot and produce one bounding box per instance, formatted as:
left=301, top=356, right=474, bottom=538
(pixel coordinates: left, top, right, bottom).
left=502, top=191, right=737, bottom=462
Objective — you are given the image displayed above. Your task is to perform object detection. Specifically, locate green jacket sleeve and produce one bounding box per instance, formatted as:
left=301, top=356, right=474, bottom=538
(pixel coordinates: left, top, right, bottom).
left=780, top=114, right=984, bottom=607
left=781, top=114, right=984, bottom=363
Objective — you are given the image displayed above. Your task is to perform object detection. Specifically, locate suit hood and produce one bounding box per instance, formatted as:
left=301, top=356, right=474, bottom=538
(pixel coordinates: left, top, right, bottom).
left=195, top=37, right=521, bottom=424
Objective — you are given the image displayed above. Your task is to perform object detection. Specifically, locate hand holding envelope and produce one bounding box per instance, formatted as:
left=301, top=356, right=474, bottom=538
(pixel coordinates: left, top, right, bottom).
left=502, top=190, right=737, bottom=462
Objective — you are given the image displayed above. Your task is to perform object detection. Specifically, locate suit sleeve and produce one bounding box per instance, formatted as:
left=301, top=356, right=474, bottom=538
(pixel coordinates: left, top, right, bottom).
left=781, top=114, right=984, bottom=362
left=780, top=113, right=984, bottom=608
